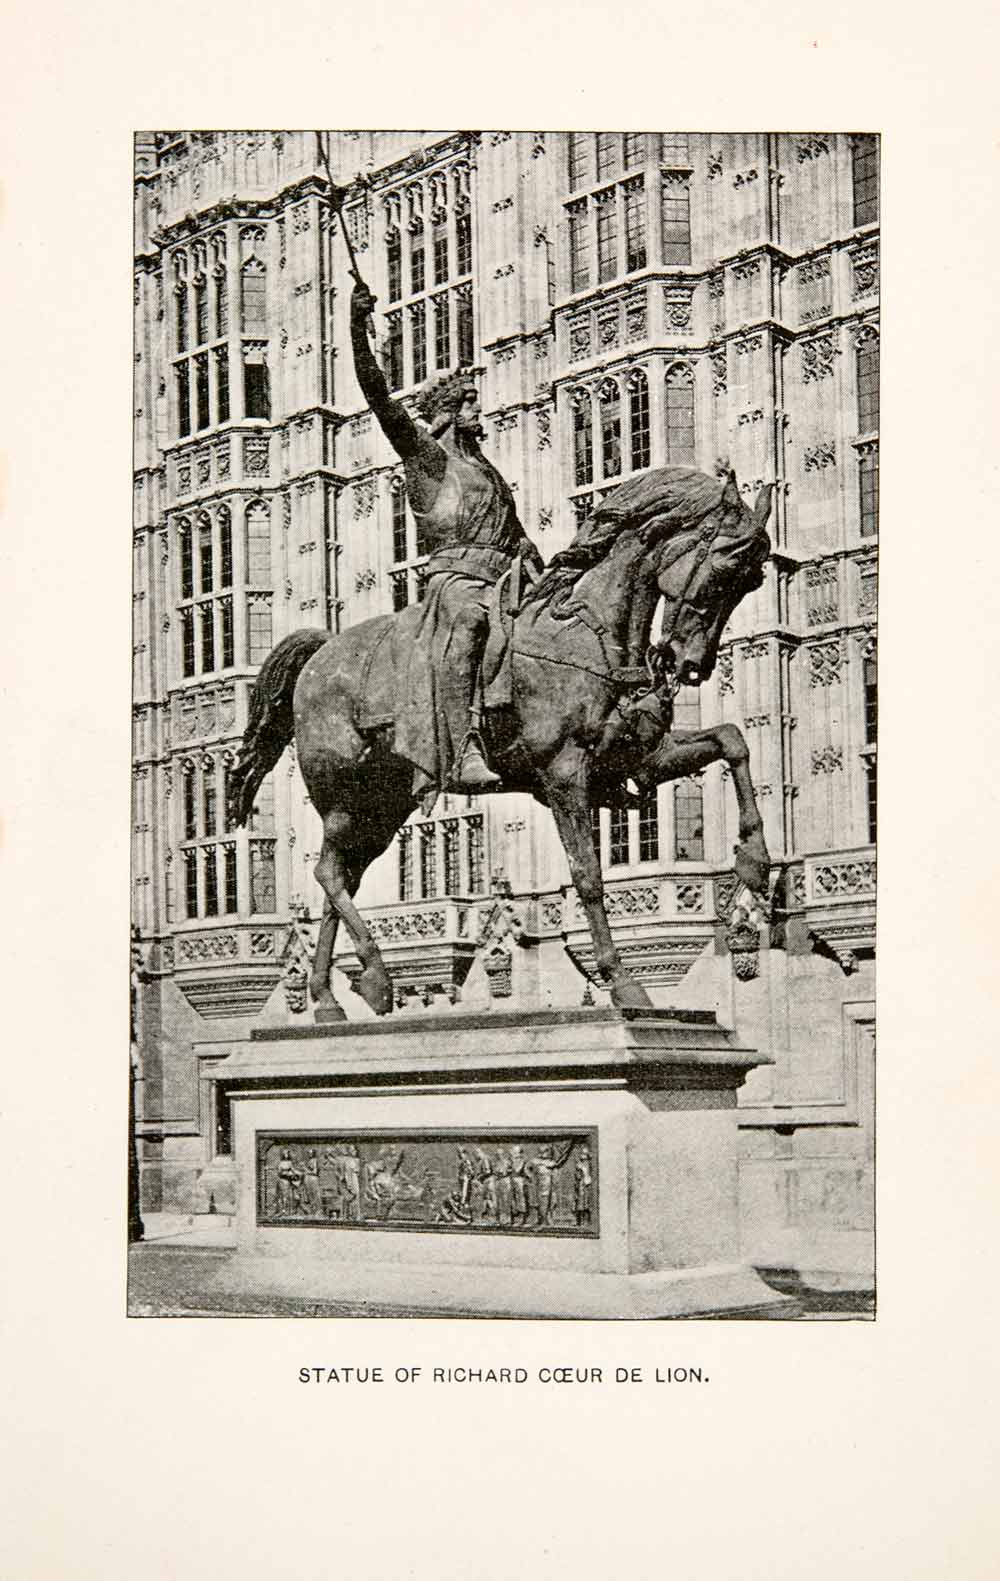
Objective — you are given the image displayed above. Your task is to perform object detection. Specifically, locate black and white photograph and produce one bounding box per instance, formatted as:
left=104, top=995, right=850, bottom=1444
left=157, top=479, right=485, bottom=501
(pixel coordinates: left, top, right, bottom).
left=5, top=5, right=999, bottom=1573
left=129, top=129, right=879, bottom=1319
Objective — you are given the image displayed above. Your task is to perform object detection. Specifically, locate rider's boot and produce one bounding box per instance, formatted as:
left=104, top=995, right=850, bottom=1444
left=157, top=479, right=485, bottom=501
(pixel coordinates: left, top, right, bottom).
left=453, top=732, right=501, bottom=791
left=445, top=607, right=502, bottom=792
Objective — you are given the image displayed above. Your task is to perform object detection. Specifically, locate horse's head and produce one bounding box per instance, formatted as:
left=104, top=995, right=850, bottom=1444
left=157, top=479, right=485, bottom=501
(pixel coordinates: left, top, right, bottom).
left=650, top=472, right=772, bottom=687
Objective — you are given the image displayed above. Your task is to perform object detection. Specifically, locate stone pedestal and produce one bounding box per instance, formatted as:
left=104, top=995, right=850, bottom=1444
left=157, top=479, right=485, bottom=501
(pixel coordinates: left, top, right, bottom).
left=208, top=1007, right=789, bottom=1318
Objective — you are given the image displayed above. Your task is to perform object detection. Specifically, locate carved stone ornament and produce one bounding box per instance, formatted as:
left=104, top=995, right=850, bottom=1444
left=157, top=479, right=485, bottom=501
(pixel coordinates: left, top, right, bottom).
left=663, top=287, right=693, bottom=329
left=569, top=317, right=591, bottom=362
left=710, top=350, right=728, bottom=397
left=625, top=294, right=647, bottom=342
left=353, top=478, right=377, bottom=518
left=807, top=640, right=845, bottom=687
left=801, top=333, right=841, bottom=383
left=256, top=1128, right=598, bottom=1235
left=726, top=912, right=761, bottom=980
left=851, top=243, right=879, bottom=299
left=803, top=440, right=837, bottom=472
left=811, top=745, right=844, bottom=774
left=279, top=907, right=317, bottom=1014
left=243, top=437, right=269, bottom=476
left=796, top=135, right=830, bottom=162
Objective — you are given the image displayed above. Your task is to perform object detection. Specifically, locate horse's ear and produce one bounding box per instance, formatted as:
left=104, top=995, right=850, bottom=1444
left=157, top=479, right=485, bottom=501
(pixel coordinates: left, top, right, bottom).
left=722, top=471, right=741, bottom=510
left=752, top=483, right=774, bottom=529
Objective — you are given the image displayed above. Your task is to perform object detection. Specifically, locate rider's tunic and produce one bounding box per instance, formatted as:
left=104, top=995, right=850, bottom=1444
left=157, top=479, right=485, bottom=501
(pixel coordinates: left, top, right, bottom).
left=394, top=445, right=531, bottom=792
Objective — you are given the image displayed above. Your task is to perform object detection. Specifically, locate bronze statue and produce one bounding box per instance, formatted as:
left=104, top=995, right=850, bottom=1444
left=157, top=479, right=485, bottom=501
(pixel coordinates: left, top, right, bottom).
left=229, top=397, right=773, bottom=1020
left=351, top=280, right=543, bottom=794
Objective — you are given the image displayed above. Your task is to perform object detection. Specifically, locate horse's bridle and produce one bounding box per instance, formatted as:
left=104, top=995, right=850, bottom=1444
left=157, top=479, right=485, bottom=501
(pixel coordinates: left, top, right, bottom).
left=645, top=508, right=732, bottom=693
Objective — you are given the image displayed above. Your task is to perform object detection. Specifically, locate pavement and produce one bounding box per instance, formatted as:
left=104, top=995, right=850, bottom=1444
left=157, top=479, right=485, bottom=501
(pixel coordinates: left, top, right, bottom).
left=127, top=1218, right=874, bottom=1320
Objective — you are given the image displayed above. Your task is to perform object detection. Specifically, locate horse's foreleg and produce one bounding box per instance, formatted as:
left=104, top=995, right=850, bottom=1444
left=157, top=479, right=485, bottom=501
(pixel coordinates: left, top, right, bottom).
left=641, top=723, right=770, bottom=895
left=543, top=756, right=653, bottom=1012
left=314, top=814, right=393, bottom=1017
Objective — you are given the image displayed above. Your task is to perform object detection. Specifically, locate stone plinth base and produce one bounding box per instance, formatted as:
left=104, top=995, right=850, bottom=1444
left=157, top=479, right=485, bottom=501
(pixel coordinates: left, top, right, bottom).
left=208, top=1008, right=789, bottom=1319
left=205, top=1255, right=786, bottom=1320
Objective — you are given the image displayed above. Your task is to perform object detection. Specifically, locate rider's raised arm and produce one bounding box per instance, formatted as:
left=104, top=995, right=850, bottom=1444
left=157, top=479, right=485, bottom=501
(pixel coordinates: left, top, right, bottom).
left=350, top=282, right=445, bottom=476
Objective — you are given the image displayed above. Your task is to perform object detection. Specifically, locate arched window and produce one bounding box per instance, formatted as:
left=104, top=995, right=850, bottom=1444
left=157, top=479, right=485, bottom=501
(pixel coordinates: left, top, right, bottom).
left=455, top=203, right=472, bottom=276
left=198, top=513, right=213, bottom=593
left=214, top=346, right=230, bottom=422
left=599, top=379, right=622, bottom=479
left=178, top=518, right=193, bottom=600
left=218, top=506, right=233, bottom=588
left=432, top=296, right=449, bottom=371
left=609, top=805, right=629, bottom=866
left=242, top=343, right=269, bottom=419
left=595, top=188, right=618, bottom=283
left=214, top=265, right=228, bottom=337
left=568, top=132, right=591, bottom=190
left=175, top=361, right=191, bottom=438
left=664, top=364, right=695, bottom=466
left=202, top=758, right=218, bottom=837
left=673, top=781, right=704, bottom=861
left=852, top=135, right=879, bottom=227
left=182, top=762, right=197, bottom=840
left=624, top=177, right=646, bottom=273
left=240, top=258, right=267, bottom=333
left=572, top=391, right=594, bottom=486
left=398, top=828, right=413, bottom=900
left=409, top=217, right=425, bottom=295
left=410, top=300, right=427, bottom=385
left=195, top=352, right=210, bottom=430
left=596, top=133, right=620, bottom=181
left=246, top=502, right=271, bottom=585
left=856, top=330, right=879, bottom=434
left=638, top=790, right=659, bottom=861
left=456, top=284, right=474, bottom=367
left=386, top=227, right=402, bottom=303
left=660, top=172, right=691, bottom=265
left=627, top=369, right=650, bottom=471
left=390, top=477, right=408, bottom=564
left=193, top=274, right=208, bottom=344
left=432, top=212, right=449, bottom=286
left=175, top=285, right=188, bottom=353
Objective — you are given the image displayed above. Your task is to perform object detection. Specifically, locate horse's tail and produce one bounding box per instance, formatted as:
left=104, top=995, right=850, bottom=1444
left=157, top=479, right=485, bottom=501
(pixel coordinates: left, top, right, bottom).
left=227, top=628, right=330, bottom=827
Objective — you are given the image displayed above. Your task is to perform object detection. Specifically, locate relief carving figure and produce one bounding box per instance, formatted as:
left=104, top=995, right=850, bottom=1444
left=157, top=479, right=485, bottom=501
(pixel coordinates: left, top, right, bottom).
left=260, top=1132, right=595, bottom=1236
left=340, top=1145, right=361, bottom=1222
left=300, top=1149, right=322, bottom=1216
left=274, top=1148, right=303, bottom=1217
left=574, top=1146, right=593, bottom=1226
left=494, top=1149, right=514, bottom=1227
left=509, top=1144, right=530, bottom=1225
left=229, top=240, right=773, bottom=1023
left=529, top=1140, right=575, bottom=1226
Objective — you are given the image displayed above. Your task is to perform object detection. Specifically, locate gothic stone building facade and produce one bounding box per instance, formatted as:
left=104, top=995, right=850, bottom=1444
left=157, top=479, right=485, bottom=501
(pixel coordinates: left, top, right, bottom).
left=132, top=130, right=878, bottom=1287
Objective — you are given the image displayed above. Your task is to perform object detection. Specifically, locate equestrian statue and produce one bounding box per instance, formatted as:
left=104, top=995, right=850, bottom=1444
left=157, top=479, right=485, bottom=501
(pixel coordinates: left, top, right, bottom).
left=228, top=272, right=774, bottom=1021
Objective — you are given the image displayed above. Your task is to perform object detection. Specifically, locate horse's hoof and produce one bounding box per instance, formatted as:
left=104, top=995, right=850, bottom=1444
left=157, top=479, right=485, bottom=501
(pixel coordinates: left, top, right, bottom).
left=314, top=1001, right=347, bottom=1024
left=734, top=832, right=770, bottom=897
left=354, top=962, right=394, bottom=1016
left=609, top=977, right=654, bottom=1011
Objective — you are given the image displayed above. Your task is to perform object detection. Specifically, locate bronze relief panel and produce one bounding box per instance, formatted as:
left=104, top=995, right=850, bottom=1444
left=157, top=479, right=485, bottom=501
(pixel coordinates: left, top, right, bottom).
left=256, top=1129, right=598, bottom=1237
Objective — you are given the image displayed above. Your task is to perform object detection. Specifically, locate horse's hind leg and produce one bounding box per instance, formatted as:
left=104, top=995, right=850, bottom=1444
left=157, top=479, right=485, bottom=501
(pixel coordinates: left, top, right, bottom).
left=309, top=899, right=343, bottom=1016
left=312, top=810, right=393, bottom=1017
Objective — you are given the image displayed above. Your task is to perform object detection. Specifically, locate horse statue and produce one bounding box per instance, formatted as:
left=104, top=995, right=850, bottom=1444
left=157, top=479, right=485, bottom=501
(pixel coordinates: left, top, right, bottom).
left=228, top=465, right=773, bottom=1020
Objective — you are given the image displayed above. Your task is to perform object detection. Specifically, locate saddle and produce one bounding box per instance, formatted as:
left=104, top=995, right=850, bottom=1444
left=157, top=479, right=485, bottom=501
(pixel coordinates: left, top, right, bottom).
left=480, top=554, right=527, bottom=710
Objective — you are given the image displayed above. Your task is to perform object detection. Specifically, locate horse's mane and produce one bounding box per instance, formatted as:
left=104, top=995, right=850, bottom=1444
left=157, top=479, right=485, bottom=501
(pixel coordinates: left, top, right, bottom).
left=526, top=467, right=727, bottom=611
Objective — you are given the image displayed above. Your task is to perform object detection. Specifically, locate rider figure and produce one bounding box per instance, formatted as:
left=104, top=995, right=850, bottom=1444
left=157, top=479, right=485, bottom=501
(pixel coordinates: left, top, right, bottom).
left=350, top=278, right=543, bottom=792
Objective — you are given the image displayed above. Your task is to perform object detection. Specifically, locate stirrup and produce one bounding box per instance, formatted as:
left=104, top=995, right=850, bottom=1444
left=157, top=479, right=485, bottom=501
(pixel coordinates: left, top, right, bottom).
left=452, top=736, right=501, bottom=791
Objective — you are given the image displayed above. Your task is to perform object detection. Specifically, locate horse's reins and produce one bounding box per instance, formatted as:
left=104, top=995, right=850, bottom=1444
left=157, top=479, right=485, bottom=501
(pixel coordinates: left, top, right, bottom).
left=514, top=504, right=732, bottom=695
